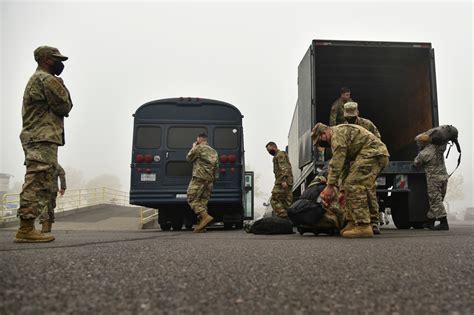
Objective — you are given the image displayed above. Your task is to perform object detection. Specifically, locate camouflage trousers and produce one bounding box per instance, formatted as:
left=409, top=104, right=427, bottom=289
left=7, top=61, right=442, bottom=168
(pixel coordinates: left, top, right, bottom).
left=38, top=192, right=58, bottom=223
left=187, top=176, right=213, bottom=215
left=271, top=184, right=293, bottom=218
left=426, top=177, right=448, bottom=219
left=368, top=183, right=380, bottom=226
left=18, top=142, right=58, bottom=220
left=342, top=156, right=389, bottom=225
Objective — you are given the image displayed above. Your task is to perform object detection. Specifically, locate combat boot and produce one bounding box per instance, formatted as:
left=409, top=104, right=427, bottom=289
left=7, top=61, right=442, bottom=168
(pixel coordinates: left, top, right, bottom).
left=430, top=216, right=449, bottom=231
left=342, top=223, right=373, bottom=238
left=15, top=219, right=55, bottom=243
left=194, top=211, right=213, bottom=233
left=41, top=221, right=50, bottom=233
left=423, top=218, right=436, bottom=229
left=340, top=222, right=355, bottom=236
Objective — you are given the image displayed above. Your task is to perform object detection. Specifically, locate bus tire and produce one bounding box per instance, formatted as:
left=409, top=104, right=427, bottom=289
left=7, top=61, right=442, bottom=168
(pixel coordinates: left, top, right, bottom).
left=160, top=223, right=171, bottom=231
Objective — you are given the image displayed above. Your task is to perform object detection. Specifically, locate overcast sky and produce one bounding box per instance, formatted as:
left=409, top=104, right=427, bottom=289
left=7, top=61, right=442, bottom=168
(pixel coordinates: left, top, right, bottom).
left=1, top=1, right=473, bottom=212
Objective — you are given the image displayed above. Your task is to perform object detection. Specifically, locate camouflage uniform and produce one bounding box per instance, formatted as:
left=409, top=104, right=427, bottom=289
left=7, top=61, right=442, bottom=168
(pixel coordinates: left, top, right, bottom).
left=329, top=97, right=353, bottom=126
left=186, top=143, right=219, bottom=215
left=39, top=164, right=66, bottom=224
left=327, top=125, right=389, bottom=225
left=18, top=68, right=72, bottom=220
left=271, top=150, right=294, bottom=218
left=345, top=116, right=381, bottom=225
left=414, top=144, right=448, bottom=219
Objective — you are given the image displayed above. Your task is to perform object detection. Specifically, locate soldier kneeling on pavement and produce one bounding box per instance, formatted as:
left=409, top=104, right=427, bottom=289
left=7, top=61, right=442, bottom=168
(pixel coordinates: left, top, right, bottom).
left=186, top=133, right=219, bottom=233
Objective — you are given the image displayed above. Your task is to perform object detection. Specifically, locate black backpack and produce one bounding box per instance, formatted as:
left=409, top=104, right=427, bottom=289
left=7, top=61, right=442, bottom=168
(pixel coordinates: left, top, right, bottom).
left=287, top=183, right=326, bottom=226
left=250, top=216, right=294, bottom=235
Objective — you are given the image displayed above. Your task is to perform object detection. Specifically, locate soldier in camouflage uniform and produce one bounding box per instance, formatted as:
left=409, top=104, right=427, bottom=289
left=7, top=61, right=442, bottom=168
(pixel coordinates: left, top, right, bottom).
left=312, top=123, right=389, bottom=238
left=187, top=133, right=219, bottom=232
left=39, top=163, right=66, bottom=233
left=266, top=142, right=294, bottom=218
left=414, top=134, right=449, bottom=230
left=329, top=87, right=353, bottom=126
left=15, top=46, right=72, bottom=243
left=344, top=102, right=382, bottom=233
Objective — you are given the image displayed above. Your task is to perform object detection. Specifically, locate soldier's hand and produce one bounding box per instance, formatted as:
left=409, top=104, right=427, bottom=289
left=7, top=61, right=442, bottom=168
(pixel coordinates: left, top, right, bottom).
left=320, top=185, right=336, bottom=205
left=59, top=189, right=65, bottom=196
left=281, top=181, right=288, bottom=189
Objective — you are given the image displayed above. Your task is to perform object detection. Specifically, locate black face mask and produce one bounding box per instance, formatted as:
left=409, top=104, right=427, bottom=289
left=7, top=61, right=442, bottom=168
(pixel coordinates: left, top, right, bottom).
left=318, top=140, right=331, bottom=148
left=52, top=61, right=65, bottom=76
left=268, top=150, right=276, bottom=156
left=346, top=117, right=357, bottom=124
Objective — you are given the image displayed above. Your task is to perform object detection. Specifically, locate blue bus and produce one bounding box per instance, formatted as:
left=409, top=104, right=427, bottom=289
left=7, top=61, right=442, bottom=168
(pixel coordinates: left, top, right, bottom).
left=130, top=97, right=254, bottom=230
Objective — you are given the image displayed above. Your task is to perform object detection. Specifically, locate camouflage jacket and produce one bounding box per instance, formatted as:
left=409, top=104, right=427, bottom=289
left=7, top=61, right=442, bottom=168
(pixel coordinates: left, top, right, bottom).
left=20, top=68, right=73, bottom=146
left=273, top=150, right=294, bottom=185
left=329, top=97, right=352, bottom=126
left=346, top=117, right=381, bottom=138
left=414, top=144, right=448, bottom=181
left=187, top=143, right=219, bottom=182
left=53, top=164, right=67, bottom=192
left=327, top=124, right=390, bottom=185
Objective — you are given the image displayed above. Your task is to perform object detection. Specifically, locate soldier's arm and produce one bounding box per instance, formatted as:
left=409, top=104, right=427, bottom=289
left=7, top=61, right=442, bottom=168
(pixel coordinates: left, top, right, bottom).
left=277, top=153, right=292, bottom=183
left=413, top=151, right=426, bottom=168
left=58, top=165, right=67, bottom=190
left=186, top=146, right=199, bottom=162
left=327, top=146, right=347, bottom=185
left=43, top=76, right=72, bottom=117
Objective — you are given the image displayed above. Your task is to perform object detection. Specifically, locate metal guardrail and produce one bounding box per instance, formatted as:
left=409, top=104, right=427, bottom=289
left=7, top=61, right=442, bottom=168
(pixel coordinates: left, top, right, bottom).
left=140, top=207, right=159, bottom=226
left=0, top=187, right=133, bottom=224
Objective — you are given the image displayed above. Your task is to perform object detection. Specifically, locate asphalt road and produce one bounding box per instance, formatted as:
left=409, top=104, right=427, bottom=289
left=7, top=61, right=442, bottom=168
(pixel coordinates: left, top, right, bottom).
left=1, top=207, right=473, bottom=314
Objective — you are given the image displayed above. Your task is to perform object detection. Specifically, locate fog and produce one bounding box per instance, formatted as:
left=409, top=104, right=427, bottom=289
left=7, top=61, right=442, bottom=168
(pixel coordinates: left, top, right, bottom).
left=1, top=1, right=473, bottom=214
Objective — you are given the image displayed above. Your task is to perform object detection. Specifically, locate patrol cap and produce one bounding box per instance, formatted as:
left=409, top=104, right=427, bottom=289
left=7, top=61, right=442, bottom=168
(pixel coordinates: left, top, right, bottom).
left=344, top=102, right=359, bottom=117
left=311, top=122, right=329, bottom=145
left=34, top=46, right=68, bottom=62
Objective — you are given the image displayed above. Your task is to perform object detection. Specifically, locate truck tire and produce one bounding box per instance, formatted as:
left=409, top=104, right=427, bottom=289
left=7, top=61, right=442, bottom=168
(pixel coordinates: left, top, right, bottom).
left=411, top=222, right=424, bottom=229
left=392, top=208, right=411, bottom=229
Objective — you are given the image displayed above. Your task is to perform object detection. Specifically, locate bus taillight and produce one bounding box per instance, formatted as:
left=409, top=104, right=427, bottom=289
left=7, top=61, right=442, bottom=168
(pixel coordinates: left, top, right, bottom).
left=220, top=155, right=229, bottom=163
left=144, top=154, right=153, bottom=163
left=230, top=167, right=235, bottom=175
left=228, top=154, right=236, bottom=164
left=220, top=168, right=226, bottom=174
left=136, top=154, right=144, bottom=163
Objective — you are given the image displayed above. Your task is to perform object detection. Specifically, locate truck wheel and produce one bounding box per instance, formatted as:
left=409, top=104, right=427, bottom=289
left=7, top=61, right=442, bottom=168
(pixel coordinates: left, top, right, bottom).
left=160, top=223, right=171, bottom=231
left=411, top=222, right=424, bottom=229
left=392, top=209, right=411, bottom=229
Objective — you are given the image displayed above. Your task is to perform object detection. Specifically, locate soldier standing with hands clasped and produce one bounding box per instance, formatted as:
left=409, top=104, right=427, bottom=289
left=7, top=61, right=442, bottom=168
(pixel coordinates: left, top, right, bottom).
left=15, top=46, right=72, bottom=243
left=186, top=133, right=219, bottom=233
left=266, top=142, right=294, bottom=219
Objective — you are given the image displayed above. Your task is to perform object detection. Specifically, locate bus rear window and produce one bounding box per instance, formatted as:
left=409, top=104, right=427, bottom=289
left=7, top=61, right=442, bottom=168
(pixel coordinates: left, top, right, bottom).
left=136, top=126, right=162, bottom=149
left=214, top=127, right=239, bottom=149
left=166, top=161, right=192, bottom=177
left=167, top=127, right=207, bottom=149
